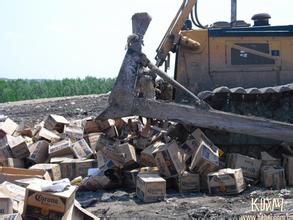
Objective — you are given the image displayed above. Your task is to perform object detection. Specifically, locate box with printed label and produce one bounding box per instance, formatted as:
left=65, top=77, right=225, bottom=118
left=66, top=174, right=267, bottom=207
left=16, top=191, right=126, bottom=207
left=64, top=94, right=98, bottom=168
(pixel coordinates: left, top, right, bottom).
left=207, top=168, right=246, bottom=195
left=136, top=174, right=166, bottom=203
left=227, top=153, right=261, bottom=179
left=23, top=183, right=77, bottom=219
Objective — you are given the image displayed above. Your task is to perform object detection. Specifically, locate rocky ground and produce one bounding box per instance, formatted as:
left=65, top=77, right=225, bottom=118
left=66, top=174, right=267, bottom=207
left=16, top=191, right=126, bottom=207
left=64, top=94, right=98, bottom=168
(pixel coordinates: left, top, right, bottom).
left=1, top=94, right=293, bottom=219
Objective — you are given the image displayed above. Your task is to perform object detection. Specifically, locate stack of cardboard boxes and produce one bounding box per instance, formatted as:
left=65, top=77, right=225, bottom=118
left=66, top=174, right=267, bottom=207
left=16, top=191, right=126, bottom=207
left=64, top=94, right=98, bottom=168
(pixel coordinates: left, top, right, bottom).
left=0, top=113, right=292, bottom=219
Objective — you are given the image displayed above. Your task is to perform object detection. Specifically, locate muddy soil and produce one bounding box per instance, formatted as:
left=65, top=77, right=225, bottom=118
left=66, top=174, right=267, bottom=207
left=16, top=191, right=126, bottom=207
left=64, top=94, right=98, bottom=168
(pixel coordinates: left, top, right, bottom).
left=1, top=94, right=293, bottom=219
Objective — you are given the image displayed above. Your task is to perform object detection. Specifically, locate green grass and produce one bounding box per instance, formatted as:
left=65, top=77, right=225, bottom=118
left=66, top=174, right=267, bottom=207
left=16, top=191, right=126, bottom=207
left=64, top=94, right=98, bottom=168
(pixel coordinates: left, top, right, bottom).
left=0, top=77, right=115, bottom=103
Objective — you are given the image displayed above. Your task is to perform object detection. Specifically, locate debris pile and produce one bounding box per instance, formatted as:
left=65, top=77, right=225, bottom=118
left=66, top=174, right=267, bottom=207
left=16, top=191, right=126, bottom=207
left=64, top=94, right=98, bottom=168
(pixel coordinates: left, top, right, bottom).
left=0, top=114, right=293, bottom=219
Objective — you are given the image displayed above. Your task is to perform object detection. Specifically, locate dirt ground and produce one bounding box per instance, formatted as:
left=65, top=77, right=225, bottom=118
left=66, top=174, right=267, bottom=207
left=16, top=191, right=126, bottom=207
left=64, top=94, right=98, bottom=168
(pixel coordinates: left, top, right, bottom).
left=1, top=94, right=293, bottom=219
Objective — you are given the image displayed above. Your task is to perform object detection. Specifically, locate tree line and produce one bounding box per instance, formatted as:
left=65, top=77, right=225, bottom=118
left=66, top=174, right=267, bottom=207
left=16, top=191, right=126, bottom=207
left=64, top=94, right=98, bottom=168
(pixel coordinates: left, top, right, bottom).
left=0, top=77, right=115, bottom=103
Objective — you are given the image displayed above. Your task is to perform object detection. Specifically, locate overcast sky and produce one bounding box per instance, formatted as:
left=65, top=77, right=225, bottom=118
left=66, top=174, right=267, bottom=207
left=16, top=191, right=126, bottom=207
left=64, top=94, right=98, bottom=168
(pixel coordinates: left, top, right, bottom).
left=0, top=0, right=292, bottom=79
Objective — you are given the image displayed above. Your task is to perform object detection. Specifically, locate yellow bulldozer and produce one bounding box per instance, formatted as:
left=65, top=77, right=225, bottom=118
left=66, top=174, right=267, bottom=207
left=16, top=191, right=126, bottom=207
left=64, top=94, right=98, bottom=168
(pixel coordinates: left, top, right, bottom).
left=99, top=0, right=293, bottom=151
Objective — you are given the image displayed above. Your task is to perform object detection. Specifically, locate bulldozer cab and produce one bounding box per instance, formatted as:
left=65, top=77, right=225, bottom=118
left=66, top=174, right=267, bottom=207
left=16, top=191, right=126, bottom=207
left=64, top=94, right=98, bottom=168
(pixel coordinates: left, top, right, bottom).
left=154, top=0, right=293, bottom=103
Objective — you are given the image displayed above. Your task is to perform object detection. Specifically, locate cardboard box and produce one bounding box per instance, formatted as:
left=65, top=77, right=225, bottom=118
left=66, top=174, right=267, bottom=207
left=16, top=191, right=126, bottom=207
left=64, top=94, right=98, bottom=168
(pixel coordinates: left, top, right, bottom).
left=72, top=139, right=93, bottom=159
left=0, top=192, right=13, bottom=215
left=123, top=169, right=139, bottom=189
left=155, top=141, right=185, bottom=177
left=37, top=127, right=61, bottom=142
left=44, top=114, right=69, bottom=133
left=83, top=117, right=99, bottom=134
left=0, top=158, right=24, bottom=168
left=283, top=155, right=293, bottom=186
left=174, top=171, right=200, bottom=193
left=15, top=121, right=33, bottom=137
left=28, top=140, right=49, bottom=164
left=96, top=151, right=107, bottom=168
left=105, top=125, right=118, bottom=138
left=84, top=133, right=104, bottom=152
left=136, top=174, right=166, bottom=203
left=60, top=159, right=97, bottom=180
left=64, top=125, right=84, bottom=141
left=29, top=164, right=61, bottom=181
left=0, top=118, right=18, bottom=136
left=261, top=152, right=281, bottom=166
left=48, top=139, right=73, bottom=158
left=95, top=119, right=113, bottom=131
left=0, top=181, right=26, bottom=202
left=261, top=166, right=286, bottom=189
left=117, top=143, right=137, bottom=167
left=0, top=214, right=22, bottom=220
left=227, top=153, right=261, bottom=179
left=6, top=135, right=30, bottom=159
left=207, top=168, right=246, bottom=195
left=140, top=142, right=162, bottom=167
left=23, top=183, right=77, bottom=219
left=0, top=138, right=13, bottom=160
left=0, top=167, right=51, bottom=183
left=50, top=156, right=74, bottom=164
left=189, top=140, right=219, bottom=176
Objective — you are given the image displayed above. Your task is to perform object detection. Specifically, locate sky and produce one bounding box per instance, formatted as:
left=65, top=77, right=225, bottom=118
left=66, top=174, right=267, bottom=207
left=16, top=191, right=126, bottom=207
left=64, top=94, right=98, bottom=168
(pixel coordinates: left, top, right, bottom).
left=0, top=0, right=292, bottom=79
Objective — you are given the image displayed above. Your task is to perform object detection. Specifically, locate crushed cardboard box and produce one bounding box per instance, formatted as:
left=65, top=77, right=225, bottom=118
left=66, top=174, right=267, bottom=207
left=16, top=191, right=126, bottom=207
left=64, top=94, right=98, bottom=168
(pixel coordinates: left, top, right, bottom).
left=207, top=168, right=246, bottom=195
